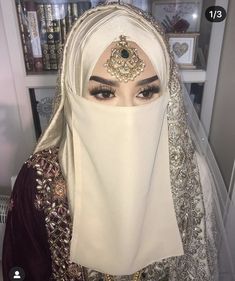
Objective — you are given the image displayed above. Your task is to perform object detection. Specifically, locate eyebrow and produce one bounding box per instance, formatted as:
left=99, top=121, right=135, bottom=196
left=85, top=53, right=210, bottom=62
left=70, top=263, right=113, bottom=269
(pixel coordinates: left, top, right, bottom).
left=89, top=76, right=118, bottom=86
left=136, top=75, right=159, bottom=86
left=89, top=75, right=159, bottom=86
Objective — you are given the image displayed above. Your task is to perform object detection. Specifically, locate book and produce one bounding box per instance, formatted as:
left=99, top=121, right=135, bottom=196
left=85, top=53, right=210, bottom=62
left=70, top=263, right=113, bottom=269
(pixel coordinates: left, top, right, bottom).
left=60, top=13, right=67, bottom=45
left=44, top=4, right=57, bottom=70
left=51, top=4, right=64, bottom=68
left=16, top=0, right=34, bottom=72
left=25, top=1, right=43, bottom=72
left=56, top=4, right=67, bottom=45
left=71, top=3, right=79, bottom=24
left=37, top=4, right=50, bottom=70
left=65, top=3, right=73, bottom=34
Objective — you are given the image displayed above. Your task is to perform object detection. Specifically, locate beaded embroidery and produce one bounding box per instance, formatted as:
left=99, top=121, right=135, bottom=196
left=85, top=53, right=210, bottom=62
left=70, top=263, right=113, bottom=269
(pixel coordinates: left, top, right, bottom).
left=27, top=148, right=84, bottom=281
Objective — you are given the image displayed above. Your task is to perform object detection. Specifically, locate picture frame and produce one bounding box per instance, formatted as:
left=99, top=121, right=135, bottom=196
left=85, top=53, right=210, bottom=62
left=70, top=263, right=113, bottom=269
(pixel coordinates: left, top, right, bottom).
left=168, top=33, right=199, bottom=68
left=29, top=88, right=55, bottom=140
left=152, top=0, right=202, bottom=33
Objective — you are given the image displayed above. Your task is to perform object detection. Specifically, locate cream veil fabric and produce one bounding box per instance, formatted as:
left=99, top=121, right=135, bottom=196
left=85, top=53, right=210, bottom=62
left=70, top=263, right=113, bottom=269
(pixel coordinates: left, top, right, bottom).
left=61, top=94, right=183, bottom=274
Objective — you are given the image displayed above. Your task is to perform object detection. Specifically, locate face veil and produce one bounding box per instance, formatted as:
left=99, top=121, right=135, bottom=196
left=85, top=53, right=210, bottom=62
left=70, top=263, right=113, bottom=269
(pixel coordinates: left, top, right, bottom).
left=34, top=3, right=218, bottom=279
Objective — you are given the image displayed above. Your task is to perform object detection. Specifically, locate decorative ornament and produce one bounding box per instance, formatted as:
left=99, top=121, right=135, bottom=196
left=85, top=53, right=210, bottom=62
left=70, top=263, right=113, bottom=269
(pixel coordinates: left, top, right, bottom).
left=37, top=97, right=53, bottom=121
left=53, top=178, right=67, bottom=200
left=173, top=42, right=189, bottom=58
left=67, top=263, right=83, bottom=279
left=104, top=35, right=145, bottom=82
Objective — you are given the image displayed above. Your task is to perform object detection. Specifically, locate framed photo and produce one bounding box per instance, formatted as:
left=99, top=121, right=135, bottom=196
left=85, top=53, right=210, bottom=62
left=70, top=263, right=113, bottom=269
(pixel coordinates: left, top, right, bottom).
left=152, top=0, right=202, bottom=33
left=29, top=88, right=55, bottom=140
left=168, top=33, right=199, bottom=68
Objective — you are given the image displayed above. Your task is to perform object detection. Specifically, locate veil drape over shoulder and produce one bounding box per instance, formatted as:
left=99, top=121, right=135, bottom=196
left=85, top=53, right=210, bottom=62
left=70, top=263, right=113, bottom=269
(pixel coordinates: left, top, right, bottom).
left=183, top=85, right=235, bottom=280
left=33, top=3, right=235, bottom=280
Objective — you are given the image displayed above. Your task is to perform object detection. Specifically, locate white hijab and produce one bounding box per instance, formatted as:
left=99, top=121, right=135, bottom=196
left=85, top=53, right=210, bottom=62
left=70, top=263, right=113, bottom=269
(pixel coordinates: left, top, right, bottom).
left=37, top=5, right=184, bottom=276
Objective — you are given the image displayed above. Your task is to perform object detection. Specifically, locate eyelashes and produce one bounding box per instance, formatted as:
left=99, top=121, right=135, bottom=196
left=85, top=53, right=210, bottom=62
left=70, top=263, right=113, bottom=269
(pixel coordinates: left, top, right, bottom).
left=89, top=84, right=161, bottom=101
left=137, top=85, right=160, bottom=100
left=89, top=85, right=116, bottom=100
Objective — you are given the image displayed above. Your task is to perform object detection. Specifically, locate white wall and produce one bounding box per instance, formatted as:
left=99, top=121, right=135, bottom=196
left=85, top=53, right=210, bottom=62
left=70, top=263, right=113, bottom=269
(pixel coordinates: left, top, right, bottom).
left=0, top=5, right=27, bottom=195
left=209, top=0, right=235, bottom=188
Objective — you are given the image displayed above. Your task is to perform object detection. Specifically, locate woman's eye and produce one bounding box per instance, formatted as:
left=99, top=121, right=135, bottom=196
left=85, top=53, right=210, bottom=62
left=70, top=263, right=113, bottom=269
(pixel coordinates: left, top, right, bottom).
left=136, top=86, right=160, bottom=100
left=137, top=91, right=154, bottom=99
left=89, top=87, right=116, bottom=100
left=95, top=91, right=115, bottom=100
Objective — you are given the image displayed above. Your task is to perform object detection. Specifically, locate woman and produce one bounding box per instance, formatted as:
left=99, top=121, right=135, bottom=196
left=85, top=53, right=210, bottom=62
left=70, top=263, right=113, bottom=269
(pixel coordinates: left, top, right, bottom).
left=2, top=2, right=235, bottom=281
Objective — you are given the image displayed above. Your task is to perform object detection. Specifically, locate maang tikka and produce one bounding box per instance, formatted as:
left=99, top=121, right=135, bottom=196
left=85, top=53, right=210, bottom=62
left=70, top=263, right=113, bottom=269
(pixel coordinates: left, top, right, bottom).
left=104, top=35, right=145, bottom=82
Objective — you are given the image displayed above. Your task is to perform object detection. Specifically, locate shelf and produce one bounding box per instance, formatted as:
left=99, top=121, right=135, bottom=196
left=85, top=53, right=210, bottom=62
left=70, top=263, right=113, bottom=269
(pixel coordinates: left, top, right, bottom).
left=25, top=69, right=206, bottom=88
left=180, top=69, right=206, bottom=83
left=25, top=74, right=57, bottom=88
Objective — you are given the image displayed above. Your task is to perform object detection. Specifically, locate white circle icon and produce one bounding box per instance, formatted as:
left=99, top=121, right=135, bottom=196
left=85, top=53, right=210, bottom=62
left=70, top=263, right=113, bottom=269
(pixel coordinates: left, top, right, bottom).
left=9, top=267, right=25, bottom=281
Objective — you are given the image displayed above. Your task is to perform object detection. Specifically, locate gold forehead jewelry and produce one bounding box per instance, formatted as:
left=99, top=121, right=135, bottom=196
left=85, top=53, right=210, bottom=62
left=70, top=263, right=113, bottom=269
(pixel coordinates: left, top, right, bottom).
left=104, top=35, right=145, bottom=82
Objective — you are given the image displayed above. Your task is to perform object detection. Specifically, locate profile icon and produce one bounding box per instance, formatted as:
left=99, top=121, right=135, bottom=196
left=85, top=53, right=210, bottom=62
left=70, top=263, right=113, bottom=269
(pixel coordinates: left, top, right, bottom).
left=13, top=270, right=21, bottom=279
left=9, top=267, right=25, bottom=281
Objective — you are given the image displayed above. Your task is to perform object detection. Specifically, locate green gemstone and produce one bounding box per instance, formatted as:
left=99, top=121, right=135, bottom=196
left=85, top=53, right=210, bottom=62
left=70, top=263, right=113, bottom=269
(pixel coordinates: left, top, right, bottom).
left=121, top=49, right=129, bottom=58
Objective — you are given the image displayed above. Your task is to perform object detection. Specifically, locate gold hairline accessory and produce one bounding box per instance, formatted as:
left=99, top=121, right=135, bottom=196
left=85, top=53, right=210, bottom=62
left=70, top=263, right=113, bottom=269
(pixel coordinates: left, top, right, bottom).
left=104, top=270, right=142, bottom=281
left=104, top=35, right=145, bottom=82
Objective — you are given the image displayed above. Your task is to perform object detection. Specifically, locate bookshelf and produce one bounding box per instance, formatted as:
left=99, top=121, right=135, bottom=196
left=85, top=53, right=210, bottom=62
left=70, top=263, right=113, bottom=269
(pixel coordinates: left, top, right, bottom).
left=0, top=0, right=229, bottom=153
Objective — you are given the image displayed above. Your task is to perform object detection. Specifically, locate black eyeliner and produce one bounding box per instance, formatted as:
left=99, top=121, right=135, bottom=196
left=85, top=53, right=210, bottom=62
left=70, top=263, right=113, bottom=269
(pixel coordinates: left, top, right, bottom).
left=138, top=85, right=160, bottom=94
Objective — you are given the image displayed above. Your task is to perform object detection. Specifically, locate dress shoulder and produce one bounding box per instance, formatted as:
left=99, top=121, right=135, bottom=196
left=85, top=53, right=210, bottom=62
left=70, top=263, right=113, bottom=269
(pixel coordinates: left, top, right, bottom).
left=24, top=147, right=84, bottom=281
left=2, top=149, right=56, bottom=281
